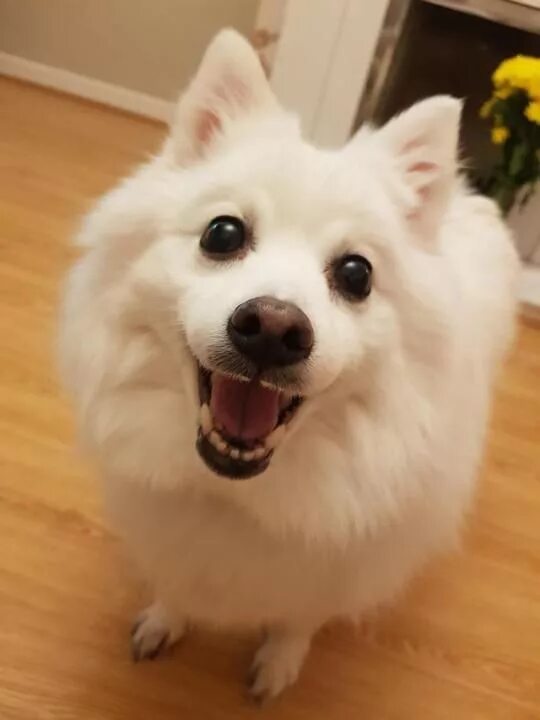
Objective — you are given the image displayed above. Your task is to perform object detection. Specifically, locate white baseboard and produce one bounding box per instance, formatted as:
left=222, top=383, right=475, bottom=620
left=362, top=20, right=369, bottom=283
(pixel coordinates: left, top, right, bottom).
left=0, top=52, right=174, bottom=123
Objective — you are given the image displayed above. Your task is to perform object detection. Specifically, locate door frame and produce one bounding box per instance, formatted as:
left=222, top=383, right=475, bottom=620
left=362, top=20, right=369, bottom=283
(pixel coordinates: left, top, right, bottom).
left=257, top=0, right=391, bottom=146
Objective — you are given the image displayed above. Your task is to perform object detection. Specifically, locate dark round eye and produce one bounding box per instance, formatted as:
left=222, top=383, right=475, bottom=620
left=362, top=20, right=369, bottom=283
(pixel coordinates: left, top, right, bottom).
left=333, top=254, right=373, bottom=301
left=200, top=216, right=246, bottom=257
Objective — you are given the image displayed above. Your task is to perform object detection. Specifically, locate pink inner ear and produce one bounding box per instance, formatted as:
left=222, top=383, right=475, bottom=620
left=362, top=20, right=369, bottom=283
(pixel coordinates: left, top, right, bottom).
left=406, top=186, right=431, bottom=219
left=409, top=160, right=438, bottom=175
left=405, top=161, right=439, bottom=218
left=193, top=73, right=251, bottom=149
left=195, top=109, right=221, bottom=146
left=214, top=71, right=251, bottom=106
left=401, top=137, right=439, bottom=181
left=407, top=160, right=440, bottom=201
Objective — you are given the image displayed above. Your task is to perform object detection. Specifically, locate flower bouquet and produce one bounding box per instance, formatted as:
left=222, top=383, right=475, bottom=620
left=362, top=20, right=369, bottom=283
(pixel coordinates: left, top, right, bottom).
left=480, top=55, right=540, bottom=215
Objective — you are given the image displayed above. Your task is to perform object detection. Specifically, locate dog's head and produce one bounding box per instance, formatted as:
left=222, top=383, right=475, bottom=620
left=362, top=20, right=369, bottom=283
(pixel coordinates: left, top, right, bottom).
left=87, top=31, right=461, bottom=481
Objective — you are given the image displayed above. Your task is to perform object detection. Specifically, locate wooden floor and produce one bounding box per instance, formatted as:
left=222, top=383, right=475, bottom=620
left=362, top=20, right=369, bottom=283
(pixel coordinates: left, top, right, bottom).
left=1, top=76, right=539, bottom=720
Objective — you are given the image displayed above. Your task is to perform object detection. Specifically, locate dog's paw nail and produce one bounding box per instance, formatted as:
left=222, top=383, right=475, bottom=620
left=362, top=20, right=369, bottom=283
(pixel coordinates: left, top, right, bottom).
left=247, top=685, right=270, bottom=706
left=130, top=604, right=184, bottom=662
left=246, top=667, right=279, bottom=705
left=247, top=632, right=309, bottom=702
left=245, top=665, right=258, bottom=689
left=131, top=629, right=169, bottom=663
left=246, top=669, right=270, bottom=706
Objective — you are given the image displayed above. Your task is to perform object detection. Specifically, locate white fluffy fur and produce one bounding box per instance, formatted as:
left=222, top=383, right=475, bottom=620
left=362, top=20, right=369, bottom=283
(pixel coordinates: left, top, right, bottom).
left=59, top=30, right=518, bottom=699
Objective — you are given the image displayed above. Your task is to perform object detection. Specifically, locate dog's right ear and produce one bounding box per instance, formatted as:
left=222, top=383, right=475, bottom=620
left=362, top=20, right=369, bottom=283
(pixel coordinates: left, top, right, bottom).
left=375, top=96, right=462, bottom=239
left=165, top=29, right=279, bottom=164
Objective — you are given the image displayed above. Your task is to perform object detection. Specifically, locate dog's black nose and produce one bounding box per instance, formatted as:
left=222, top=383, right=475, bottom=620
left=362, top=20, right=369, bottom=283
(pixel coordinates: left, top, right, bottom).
left=228, top=296, right=314, bottom=369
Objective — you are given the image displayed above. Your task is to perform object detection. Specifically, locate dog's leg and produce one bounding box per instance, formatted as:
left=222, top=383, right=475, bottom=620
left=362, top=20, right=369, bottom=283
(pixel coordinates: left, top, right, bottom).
left=130, top=601, right=186, bottom=662
left=247, top=626, right=313, bottom=702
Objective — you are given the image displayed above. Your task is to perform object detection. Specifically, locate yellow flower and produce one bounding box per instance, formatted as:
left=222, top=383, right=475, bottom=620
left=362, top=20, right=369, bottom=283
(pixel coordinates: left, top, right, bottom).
left=479, top=98, right=494, bottom=118
left=495, top=87, right=512, bottom=99
left=525, top=101, right=540, bottom=124
left=492, top=55, right=540, bottom=96
left=529, top=79, right=540, bottom=100
left=491, top=126, right=509, bottom=144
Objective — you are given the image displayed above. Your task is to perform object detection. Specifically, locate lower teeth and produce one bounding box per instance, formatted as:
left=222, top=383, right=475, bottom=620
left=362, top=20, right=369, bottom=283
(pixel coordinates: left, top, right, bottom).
left=210, top=433, right=228, bottom=455
left=199, top=403, right=287, bottom=461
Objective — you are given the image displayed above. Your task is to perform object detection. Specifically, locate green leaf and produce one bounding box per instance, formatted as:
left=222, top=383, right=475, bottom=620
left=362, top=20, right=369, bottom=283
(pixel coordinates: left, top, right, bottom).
left=509, top=143, right=527, bottom=178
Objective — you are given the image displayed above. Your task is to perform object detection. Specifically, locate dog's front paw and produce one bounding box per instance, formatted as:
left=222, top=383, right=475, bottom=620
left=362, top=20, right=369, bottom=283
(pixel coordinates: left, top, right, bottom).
left=248, top=630, right=311, bottom=703
left=130, top=602, right=185, bottom=662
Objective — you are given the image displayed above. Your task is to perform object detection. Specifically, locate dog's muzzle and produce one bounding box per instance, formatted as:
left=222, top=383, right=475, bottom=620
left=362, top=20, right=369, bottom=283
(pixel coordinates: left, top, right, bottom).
left=195, top=297, right=312, bottom=480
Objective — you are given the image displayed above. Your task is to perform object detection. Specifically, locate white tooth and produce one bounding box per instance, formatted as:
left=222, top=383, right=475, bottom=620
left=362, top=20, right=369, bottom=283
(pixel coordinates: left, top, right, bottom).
left=253, top=446, right=267, bottom=460
left=230, top=448, right=240, bottom=460
left=209, top=430, right=230, bottom=455
left=209, top=430, right=221, bottom=448
left=217, top=439, right=229, bottom=455
left=241, top=450, right=255, bottom=462
left=261, top=380, right=283, bottom=392
left=265, top=424, right=285, bottom=450
left=200, top=404, right=213, bottom=434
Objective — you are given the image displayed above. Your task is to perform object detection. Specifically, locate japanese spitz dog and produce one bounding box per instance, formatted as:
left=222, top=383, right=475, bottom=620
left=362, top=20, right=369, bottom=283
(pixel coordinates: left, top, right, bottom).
left=59, top=30, right=518, bottom=701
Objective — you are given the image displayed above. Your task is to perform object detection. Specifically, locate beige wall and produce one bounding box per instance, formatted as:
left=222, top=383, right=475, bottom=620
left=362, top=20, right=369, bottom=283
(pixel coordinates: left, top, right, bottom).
left=0, top=0, right=259, bottom=99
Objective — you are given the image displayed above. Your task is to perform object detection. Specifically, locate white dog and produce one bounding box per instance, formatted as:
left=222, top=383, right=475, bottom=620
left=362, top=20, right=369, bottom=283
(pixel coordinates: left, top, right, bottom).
left=59, top=30, right=518, bottom=700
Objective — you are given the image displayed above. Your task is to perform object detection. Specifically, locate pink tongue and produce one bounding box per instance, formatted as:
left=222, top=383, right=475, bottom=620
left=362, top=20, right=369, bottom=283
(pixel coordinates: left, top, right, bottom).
left=210, top=374, right=280, bottom=441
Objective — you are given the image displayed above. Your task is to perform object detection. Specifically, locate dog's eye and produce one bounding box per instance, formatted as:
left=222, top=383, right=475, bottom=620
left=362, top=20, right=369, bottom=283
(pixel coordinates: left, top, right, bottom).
left=200, top=216, right=246, bottom=257
left=333, top=255, right=372, bottom=301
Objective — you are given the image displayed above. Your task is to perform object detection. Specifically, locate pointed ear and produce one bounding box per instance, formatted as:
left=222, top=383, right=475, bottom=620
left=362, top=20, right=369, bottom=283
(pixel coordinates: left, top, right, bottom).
left=377, top=96, right=462, bottom=237
left=167, top=29, right=279, bottom=164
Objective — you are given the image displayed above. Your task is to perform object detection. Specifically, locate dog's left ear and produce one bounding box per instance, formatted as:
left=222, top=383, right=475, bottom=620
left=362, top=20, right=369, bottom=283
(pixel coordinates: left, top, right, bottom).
left=166, top=29, right=279, bottom=164
left=375, top=96, right=462, bottom=238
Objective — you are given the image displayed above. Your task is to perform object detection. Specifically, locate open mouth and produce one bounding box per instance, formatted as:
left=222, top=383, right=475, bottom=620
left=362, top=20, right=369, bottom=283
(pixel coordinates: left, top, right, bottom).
left=196, top=365, right=303, bottom=479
